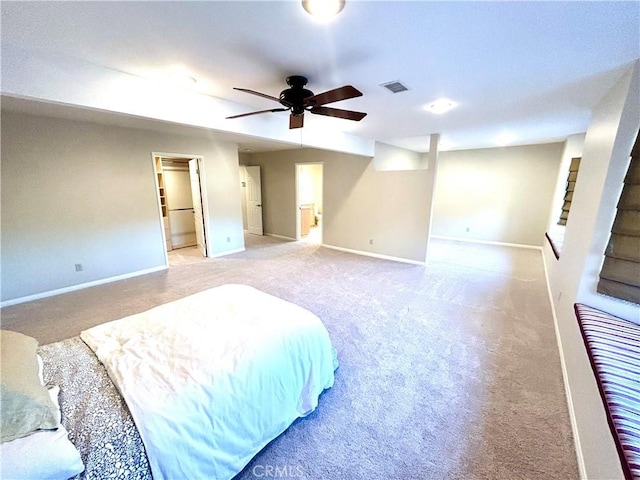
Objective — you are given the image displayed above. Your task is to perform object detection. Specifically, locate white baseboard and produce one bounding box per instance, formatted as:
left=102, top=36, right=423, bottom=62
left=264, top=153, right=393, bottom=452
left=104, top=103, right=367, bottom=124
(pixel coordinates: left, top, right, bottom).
left=265, top=233, right=296, bottom=241
left=209, top=247, right=245, bottom=258
left=431, top=235, right=542, bottom=251
left=322, top=244, right=425, bottom=266
left=0, top=265, right=168, bottom=308
left=541, top=249, right=587, bottom=479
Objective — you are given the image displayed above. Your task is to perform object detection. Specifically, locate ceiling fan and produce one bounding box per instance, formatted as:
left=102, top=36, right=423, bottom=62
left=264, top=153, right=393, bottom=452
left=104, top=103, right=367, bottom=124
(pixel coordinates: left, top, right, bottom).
left=226, top=75, right=367, bottom=129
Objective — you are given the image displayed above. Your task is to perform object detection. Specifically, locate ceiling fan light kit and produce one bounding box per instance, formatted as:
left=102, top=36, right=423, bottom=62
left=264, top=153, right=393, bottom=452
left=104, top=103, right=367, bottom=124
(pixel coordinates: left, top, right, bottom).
left=227, top=75, right=366, bottom=130
left=302, top=0, right=345, bottom=19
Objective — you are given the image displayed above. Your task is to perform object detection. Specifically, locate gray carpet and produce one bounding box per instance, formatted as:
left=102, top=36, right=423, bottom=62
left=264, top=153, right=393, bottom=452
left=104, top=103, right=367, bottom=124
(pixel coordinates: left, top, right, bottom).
left=1, top=236, right=579, bottom=479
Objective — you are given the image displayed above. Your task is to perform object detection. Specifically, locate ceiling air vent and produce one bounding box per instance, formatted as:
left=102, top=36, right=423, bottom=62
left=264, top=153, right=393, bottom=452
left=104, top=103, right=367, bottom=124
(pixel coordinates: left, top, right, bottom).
left=380, top=80, right=409, bottom=93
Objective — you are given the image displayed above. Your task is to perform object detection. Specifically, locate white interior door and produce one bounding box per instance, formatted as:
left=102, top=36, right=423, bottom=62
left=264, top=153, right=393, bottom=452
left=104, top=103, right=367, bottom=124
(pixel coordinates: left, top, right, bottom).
left=189, top=159, right=207, bottom=256
left=246, top=166, right=263, bottom=235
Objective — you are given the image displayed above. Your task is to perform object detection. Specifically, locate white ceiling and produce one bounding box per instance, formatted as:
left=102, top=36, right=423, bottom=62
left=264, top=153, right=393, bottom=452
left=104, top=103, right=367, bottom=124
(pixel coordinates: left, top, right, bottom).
left=2, top=1, right=639, bottom=152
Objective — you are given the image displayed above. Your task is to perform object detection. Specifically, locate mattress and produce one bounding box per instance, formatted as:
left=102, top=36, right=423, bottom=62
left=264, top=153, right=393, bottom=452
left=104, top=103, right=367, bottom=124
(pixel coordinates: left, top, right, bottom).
left=38, top=284, right=337, bottom=479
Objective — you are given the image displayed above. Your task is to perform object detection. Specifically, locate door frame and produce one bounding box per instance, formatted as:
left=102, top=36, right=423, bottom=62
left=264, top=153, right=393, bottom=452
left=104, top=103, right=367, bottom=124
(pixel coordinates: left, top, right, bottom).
left=188, top=158, right=209, bottom=256
left=151, top=152, right=210, bottom=265
left=295, top=162, right=323, bottom=242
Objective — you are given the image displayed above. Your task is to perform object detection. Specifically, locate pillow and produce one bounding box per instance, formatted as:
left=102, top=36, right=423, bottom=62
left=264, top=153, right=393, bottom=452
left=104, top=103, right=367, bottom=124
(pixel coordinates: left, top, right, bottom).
left=1, top=330, right=59, bottom=442
left=0, top=386, right=85, bottom=480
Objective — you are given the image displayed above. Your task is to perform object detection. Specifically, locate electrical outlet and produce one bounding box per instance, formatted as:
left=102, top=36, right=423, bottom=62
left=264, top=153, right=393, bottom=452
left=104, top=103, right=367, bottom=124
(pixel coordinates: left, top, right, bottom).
left=369, top=239, right=374, bottom=245
left=226, top=237, right=231, bottom=243
left=75, top=263, right=83, bottom=272
left=466, top=227, right=470, bottom=232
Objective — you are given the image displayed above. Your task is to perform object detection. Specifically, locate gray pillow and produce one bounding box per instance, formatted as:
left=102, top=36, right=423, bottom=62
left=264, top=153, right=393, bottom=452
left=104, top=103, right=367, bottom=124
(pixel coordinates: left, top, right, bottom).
left=1, top=330, right=59, bottom=442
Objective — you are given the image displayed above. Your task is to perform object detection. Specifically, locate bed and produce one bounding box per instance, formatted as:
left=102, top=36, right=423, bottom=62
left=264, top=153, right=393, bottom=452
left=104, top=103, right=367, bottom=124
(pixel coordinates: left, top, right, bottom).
left=1, top=284, right=338, bottom=480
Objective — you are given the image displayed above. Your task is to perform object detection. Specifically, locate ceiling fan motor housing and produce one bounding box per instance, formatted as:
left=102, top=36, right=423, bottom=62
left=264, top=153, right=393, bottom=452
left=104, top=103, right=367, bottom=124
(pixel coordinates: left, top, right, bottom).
left=281, top=75, right=315, bottom=115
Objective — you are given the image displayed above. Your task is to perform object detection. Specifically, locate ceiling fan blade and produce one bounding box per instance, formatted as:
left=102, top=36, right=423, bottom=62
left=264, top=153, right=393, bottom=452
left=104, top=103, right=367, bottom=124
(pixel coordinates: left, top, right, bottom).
left=233, top=87, right=281, bottom=103
left=309, top=106, right=367, bottom=121
left=305, top=85, right=363, bottom=107
left=226, top=108, right=288, bottom=120
left=290, top=114, right=304, bottom=129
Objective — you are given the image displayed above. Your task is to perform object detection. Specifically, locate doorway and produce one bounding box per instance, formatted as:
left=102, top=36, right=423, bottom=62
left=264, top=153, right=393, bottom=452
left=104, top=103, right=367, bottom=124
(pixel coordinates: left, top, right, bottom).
left=295, top=163, right=323, bottom=243
left=245, top=166, right=264, bottom=235
left=239, top=165, right=264, bottom=236
left=153, top=153, right=209, bottom=264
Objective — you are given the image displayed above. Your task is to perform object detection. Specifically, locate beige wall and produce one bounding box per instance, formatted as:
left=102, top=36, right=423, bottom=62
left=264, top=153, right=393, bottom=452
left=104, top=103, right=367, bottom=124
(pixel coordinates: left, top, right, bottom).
left=246, top=152, right=298, bottom=239
left=244, top=148, right=434, bottom=262
left=542, top=60, right=639, bottom=479
left=432, top=143, right=564, bottom=246
left=374, top=141, right=426, bottom=171
left=1, top=110, right=243, bottom=303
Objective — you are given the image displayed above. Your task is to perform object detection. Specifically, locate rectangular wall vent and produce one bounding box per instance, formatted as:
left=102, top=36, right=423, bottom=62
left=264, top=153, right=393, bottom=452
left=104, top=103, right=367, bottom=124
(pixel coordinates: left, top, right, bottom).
left=380, top=80, right=409, bottom=93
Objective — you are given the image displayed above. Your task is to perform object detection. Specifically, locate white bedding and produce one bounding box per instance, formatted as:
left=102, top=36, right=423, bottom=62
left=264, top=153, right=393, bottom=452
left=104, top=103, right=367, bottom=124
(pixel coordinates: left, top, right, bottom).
left=80, top=284, right=337, bottom=480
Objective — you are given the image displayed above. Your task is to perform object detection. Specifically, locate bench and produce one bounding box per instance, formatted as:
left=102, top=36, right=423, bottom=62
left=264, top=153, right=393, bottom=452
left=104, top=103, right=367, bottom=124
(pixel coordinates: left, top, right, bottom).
left=575, top=303, right=640, bottom=480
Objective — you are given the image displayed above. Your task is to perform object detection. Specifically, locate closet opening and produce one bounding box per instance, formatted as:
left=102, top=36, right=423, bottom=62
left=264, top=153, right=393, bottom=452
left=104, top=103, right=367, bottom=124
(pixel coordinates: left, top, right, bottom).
left=153, top=153, right=209, bottom=265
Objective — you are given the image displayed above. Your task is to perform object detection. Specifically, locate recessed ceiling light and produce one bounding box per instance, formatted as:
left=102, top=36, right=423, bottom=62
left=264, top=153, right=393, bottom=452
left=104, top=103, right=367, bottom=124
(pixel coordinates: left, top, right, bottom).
left=425, top=99, right=455, bottom=114
left=302, top=0, right=345, bottom=19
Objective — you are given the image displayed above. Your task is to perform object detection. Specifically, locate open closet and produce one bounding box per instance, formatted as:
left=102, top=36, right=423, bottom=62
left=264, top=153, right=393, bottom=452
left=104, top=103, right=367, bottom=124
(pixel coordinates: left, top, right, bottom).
left=153, top=155, right=208, bottom=258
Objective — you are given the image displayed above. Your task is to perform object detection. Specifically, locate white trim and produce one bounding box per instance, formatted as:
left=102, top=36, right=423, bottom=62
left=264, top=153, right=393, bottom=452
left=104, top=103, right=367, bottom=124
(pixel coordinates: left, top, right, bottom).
left=322, top=244, right=426, bottom=266
left=265, top=233, right=296, bottom=241
left=541, top=249, right=587, bottom=480
left=151, top=154, right=170, bottom=267
left=193, top=157, right=211, bottom=258
left=431, top=235, right=543, bottom=251
left=0, top=266, right=168, bottom=308
left=209, top=247, right=245, bottom=258
left=152, top=151, right=205, bottom=160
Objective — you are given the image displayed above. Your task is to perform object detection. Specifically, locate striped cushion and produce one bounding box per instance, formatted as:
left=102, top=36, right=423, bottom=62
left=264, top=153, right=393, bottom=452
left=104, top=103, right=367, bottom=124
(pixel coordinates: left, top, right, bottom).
left=575, top=303, right=640, bottom=480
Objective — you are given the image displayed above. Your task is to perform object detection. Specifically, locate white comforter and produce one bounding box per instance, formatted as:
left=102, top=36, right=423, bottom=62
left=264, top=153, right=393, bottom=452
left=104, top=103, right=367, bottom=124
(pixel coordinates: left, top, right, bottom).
left=80, top=284, right=337, bottom=480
